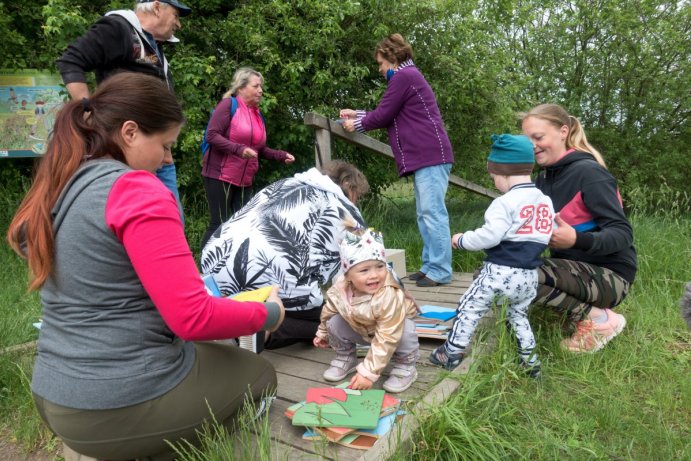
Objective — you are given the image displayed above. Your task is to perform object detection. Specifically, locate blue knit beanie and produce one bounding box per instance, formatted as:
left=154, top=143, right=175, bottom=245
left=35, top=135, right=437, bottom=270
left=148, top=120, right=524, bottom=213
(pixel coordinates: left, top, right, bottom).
left=487, top=134, right=534, bottom=176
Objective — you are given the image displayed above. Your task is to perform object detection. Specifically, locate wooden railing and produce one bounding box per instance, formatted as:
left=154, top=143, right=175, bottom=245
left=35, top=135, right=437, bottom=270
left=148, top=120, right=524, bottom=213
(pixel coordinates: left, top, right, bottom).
left=303, top=112, right=498, bottom=199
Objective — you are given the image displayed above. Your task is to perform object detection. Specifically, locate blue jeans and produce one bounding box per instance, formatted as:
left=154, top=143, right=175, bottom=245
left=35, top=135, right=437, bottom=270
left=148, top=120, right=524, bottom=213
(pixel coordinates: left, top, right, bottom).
left=156, top=163, right=184, bottom=222
left=413, top=163, right=452, bottom=283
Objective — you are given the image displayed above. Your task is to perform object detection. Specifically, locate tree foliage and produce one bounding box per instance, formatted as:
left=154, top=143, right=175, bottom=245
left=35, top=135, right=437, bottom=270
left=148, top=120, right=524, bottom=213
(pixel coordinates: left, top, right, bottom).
left=0, top=0, right=688, bottom=209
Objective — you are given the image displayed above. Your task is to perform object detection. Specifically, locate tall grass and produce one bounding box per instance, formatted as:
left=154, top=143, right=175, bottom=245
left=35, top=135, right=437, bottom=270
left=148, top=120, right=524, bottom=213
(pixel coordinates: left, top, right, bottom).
left=0, top=175, right=53, bottom=453
left=169, top=396, right=286, bottom=461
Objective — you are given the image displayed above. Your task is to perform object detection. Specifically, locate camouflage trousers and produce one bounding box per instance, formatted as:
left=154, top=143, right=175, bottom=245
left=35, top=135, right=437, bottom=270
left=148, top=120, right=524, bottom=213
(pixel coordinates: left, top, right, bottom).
left=534, top=258, right=630, bottom=321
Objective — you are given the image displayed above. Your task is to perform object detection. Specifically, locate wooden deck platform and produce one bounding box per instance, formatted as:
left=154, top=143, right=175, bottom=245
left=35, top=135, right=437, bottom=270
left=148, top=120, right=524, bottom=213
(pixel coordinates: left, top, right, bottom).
left=260, top=272, right=473, bottom=460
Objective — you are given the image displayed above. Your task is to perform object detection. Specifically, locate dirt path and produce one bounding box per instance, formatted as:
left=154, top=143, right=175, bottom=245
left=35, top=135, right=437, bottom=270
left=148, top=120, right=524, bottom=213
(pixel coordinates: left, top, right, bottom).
left=0, top=433, right=55, bottom=461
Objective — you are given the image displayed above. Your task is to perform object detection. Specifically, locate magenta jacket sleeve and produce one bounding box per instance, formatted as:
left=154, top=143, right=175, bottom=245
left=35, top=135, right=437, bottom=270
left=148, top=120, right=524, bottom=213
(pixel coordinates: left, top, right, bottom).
left=206, top=98, right=245, bottom=158
left=259, top=145, right=289, bottom=161
left=105, top=171, right=268, bottom=341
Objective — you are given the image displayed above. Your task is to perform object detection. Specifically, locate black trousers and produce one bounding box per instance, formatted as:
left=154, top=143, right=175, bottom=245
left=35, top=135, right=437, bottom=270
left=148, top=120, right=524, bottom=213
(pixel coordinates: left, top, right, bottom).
left=201, top=176, right=252, bottom=250
left=264, top=308, right=323, bottom=350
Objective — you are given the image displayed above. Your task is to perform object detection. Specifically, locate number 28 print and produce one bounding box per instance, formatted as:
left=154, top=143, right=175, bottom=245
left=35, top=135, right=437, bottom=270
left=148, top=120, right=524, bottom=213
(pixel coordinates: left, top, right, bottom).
left=516, top=204, right=552, bottom=235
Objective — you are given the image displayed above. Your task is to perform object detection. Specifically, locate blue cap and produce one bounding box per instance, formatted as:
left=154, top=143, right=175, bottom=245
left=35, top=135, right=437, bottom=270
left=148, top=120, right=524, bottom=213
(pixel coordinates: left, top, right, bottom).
left=487, top=134, right=534, bottom=175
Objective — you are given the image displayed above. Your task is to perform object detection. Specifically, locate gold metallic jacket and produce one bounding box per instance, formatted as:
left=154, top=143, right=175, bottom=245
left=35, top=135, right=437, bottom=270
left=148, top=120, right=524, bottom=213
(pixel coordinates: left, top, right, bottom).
left=316, top=271, right=417, bottom=381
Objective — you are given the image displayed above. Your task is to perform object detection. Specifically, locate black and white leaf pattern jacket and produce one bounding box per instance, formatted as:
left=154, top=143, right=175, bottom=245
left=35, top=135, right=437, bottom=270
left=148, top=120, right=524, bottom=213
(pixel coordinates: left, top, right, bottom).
left=200, top=168, right=366, bottom=311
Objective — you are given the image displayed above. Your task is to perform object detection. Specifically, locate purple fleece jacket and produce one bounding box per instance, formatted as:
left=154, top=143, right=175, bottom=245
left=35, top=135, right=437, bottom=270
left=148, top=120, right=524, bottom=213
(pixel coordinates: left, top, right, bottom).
left=354, top=62, right=454, bottom=176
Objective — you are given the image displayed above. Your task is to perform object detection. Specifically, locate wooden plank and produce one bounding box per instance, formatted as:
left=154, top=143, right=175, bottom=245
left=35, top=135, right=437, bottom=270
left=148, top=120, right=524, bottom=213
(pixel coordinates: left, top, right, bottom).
left=275, top=373, right=327, bottom=403
left=448, top=173, right=499, bottom=199
left=413, top=283, right=469, bottom=290
left=304, top=112, right=393, bottom=159
left=0, top=340, right=36, bottom=357
left=303, top=113, right=498, bottom=199
left=313, top=127, right=332, bottom=168
left=264, top=351, right=332, bottom=383
left=267, top=342, right=333, bottom=366
left=406, top=292, right=463, bottom=304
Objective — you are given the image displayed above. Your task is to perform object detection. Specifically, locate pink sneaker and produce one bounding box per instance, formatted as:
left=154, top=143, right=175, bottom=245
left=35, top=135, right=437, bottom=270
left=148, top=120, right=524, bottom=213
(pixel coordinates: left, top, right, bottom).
left=561, top=309, right=626, bottom=353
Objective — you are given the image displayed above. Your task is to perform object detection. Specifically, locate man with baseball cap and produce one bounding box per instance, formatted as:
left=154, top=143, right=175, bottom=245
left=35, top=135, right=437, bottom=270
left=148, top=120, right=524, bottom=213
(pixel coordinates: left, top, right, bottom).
left=56, top=0, right=192, bottom=213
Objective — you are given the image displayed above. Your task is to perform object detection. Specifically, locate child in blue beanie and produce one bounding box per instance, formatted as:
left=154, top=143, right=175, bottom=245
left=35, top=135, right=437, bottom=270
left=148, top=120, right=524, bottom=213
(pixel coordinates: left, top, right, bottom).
left=429, top=134, right=554, bottom=377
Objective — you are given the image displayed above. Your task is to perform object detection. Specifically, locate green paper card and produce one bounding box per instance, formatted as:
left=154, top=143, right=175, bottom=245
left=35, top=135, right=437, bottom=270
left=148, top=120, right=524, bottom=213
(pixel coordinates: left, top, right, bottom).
left=291, top=387, right=385, bottom=429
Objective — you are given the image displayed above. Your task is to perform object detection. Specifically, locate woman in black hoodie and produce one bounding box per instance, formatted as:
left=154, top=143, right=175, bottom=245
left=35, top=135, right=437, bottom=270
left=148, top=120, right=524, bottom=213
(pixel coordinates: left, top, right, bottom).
left=521, top=103, right=636, bottom=353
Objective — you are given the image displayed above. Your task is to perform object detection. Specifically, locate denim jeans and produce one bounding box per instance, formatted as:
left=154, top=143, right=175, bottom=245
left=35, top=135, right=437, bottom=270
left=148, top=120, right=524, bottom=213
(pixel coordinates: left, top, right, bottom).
left=155, top=163, right=184, bottom=222
left=413, top=163, right=452, bottom=283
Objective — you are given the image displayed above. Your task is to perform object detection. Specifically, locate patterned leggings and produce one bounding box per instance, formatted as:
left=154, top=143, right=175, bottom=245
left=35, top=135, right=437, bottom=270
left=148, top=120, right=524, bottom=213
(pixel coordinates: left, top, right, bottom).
left=534, top=258, right=630, bottom=321
left=447, top=262, right=540, bottom=368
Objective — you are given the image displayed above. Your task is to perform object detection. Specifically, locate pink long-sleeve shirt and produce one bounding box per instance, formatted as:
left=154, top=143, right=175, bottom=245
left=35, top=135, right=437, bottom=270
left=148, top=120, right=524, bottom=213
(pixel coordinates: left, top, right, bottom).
left=106, top=170, right=269, bottom=340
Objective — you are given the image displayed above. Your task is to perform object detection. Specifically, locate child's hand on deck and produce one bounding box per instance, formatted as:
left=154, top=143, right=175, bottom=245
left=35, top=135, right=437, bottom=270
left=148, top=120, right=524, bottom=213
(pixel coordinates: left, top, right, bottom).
left=348, top=373, right=373, bottom=390
left=312, top=336, right=330, bottom=348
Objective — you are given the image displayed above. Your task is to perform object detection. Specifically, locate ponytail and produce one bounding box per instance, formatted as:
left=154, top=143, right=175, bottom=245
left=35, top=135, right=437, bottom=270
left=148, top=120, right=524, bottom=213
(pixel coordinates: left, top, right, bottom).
left=566, top=115, right=606, bottom=167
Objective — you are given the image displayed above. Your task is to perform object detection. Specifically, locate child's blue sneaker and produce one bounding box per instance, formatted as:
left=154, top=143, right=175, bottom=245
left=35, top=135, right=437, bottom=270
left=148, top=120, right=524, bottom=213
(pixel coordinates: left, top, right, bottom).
left=429, top=345, right=463, bottom=370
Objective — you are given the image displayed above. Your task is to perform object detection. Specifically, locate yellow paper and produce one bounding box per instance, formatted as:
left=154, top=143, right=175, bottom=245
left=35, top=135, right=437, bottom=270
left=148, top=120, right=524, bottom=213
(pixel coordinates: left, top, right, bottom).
left=231, top=286, right=273, bottom=302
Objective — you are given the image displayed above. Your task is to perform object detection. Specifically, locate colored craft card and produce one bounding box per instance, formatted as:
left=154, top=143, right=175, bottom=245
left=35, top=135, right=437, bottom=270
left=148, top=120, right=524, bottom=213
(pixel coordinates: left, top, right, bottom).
left=357, top=411, right=398, bottom=437
left=312, top=426, right=356, bottom=442
left=334, top=410, right=407, bottom=449
left=302, top=428, right=321, bottom=440
left=415, top=324, right=450, bottom=330
left=284, top=401, right=304, bottom=418
left=231, top=286, right=272, bottom=302
left=292, top=388, right=385, bottom=429
left=419, top=305, right=456, bottom=321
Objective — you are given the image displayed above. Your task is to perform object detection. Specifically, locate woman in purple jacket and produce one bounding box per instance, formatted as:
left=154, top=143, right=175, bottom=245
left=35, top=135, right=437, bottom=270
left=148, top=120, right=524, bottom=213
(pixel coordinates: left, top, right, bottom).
left=201, top=67, right=295, bottom=248
left=340, top=34, right=455, bottom=287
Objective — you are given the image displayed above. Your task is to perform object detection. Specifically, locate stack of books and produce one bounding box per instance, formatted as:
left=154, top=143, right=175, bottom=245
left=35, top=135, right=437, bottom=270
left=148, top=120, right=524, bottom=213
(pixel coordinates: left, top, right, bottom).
left=285, top=384, right=404, bottom=450
left=414, top=305, right=457, bottom=339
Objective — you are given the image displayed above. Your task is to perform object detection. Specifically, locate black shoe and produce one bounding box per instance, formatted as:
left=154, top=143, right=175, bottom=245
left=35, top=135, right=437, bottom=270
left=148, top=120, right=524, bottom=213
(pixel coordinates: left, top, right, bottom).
left=407, top=271, right=426, bottom=281
left=416, top=276, right=440, bottom=287
left=429, top=345, right=464, bottom=370
left=521, top=361, right=542, bottom=379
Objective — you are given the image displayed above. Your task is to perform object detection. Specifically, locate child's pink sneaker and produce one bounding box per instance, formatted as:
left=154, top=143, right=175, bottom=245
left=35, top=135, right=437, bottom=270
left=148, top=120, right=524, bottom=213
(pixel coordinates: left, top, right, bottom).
left=323, top=353, right=358, bottom=382
left=561, top=309, right=626, bottom=353
left=383, top=363, right=418, bottom=393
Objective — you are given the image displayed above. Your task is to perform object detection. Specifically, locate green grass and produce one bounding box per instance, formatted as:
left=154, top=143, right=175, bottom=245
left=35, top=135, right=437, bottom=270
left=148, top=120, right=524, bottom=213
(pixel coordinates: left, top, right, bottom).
left=0, top=180, right=688, bottom=459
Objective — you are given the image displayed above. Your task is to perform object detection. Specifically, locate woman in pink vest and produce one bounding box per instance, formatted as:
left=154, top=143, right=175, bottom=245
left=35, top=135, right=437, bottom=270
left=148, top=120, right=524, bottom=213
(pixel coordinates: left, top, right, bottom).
left=201, top=67, right=295, bottom=248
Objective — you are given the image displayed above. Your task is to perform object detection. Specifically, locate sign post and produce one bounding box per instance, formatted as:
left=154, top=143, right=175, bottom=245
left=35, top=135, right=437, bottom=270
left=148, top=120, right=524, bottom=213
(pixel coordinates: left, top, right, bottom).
left=0, top=70, right=64, bottom=158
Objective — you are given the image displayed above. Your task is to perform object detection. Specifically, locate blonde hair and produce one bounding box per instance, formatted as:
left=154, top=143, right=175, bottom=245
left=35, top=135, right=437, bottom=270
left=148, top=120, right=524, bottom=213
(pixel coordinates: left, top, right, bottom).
left=374, top=33, right=413, bottom=65
left=520, top=103, right=606, bottom=168
left=223, top=67, right=263, bottom=99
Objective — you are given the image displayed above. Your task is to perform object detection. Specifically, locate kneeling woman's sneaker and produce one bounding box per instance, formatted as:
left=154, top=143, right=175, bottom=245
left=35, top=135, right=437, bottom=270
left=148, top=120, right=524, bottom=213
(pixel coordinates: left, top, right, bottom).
left=429, top=345, right=463, bottom=370
left=561, top=309, right=626, bottom=353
